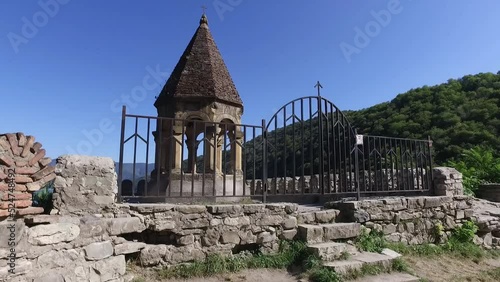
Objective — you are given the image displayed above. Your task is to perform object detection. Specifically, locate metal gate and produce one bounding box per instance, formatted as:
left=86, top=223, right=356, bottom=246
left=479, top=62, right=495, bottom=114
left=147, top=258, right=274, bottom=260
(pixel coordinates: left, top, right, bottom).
left=259, top=85, right=433, bottom=200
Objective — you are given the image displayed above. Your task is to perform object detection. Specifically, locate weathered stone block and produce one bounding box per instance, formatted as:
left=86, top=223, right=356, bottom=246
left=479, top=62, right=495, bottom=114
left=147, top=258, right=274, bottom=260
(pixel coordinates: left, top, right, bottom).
left=464, top=209, right=474, bottom=219
left=153, top=219, right=176, bottom=231
left=308, top=242, right=358, bottom=262
left=323, top=223, right=361, bottom=240
left=224, top=216, right=250, bottom=226
left=183, top=218, right=210, bottom=229
left=33, top=273, right=65, bottom=282
left=178, top=234, right=195, bottom=246
left=0, top=259, right=31, bottom=280
left=28, top=223, right=79, bottom=245
left=239, top=230, right=257, bottom=244
left=220, top=231, right=240, bottom=244
left=257, top=215, right=283, bottom=226
left=383, top=224, right=397, bottom=234
left=281, top=216, right=297, bottom=230
left=36, top=249, right=83, bottom=269
left=202, top=229, right=220, bottom=246
left=298, top=224, right=324, bottom=244
left=370, top=212, right=392, bottom=221
left=114, top=242, right=146, bottom=255
left=354, top=210, right=370, bottom=223
left=257, top=232, right=276, bottom=244
left=140, top=245, right=168, bottom=266
left=175, top=205, right=207, bottom=214
left=207, top=205, right=242, bottom=214
left=315, top=210, right=338, bottom=223
left=405, top=222, right=415, bottom=234
left=0, top=221, right=25, bottom=248
left=279, top=229, right=297, bottom=240
left=169, top=246, right=205, bottom=264
left=90, top=255, right=126, bottom=281
left=455, top=210, right=465, bottom=220
left=242, top=204, right=265, bottom=214
left=84, top=241, right=113, bottom=260
left=106, top=217, right=146, bottom=235
left=424, top=197, right=442, bottom=208
left=297, top=212, right=315, bottom=224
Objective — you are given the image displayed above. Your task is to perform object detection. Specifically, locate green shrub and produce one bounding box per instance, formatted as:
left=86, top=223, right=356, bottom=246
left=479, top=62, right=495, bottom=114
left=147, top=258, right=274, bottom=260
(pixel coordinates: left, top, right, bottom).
left=391, top=258, right=410, bottom=272
left=355, top=228, right=387, bottom=253
left=32, top=180, right=54, bottom=214
left=449, top=220, right=478, bottom=244
left=308, top=267, right=341, bottom=282
left=447, top=146, right=500, bottom=195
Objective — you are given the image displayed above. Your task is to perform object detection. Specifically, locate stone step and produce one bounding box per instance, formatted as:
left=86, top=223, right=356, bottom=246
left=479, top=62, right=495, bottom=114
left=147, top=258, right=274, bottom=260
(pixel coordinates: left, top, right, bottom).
left=322, top=251, right=395, bottom=275
left=296, top=209, right=340, bottom=224
left=308, top=242, right=359, bottom=262
left=351, top=273, right=420, bottom=282
left=298, top=222, right=361, bottom=243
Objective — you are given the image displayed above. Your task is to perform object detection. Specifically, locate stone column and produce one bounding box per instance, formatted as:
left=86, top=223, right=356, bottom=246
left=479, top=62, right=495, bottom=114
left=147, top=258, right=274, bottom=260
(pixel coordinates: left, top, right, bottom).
left=153, top=120, right=169, bottom=174
left=204, top=125, right=219, bottom=173
left=228, top=128, right=243, bottom=175
left=171, top=123, right=184, bottom=174
left=234, top=128, right=243, bottom=175
left=216, top=132, right=223, bottom=174
left=186, top=130, right=197, bottom=173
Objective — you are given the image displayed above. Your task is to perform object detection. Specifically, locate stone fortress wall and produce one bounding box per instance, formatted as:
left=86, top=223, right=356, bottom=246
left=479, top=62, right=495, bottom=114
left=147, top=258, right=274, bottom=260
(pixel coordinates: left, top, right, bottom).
left=0, top=155, right=499, bottom=282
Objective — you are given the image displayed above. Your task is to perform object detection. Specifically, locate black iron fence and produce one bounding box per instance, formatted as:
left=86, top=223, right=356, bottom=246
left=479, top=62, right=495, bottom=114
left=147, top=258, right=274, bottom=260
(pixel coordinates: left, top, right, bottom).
left=118, top=96, right=433, bottom=203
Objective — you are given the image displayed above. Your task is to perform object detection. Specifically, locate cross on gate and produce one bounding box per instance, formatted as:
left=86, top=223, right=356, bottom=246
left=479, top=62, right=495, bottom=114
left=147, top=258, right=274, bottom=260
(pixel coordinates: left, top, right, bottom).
left=314, top=81, right=323, bottom=97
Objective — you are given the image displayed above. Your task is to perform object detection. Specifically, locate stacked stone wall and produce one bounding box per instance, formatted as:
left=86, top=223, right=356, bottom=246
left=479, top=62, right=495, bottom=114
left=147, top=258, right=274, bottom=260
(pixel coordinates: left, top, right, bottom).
left=330, top=196, right=476, bottom=244
left=52, top=155, right=118, bottom=216
left=2, top=156, right=499, bottom=282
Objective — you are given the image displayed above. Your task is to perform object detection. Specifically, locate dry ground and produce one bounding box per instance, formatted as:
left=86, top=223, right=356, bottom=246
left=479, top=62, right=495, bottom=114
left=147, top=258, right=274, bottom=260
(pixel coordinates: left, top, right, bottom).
left=127, top=266, right=301, bottom=282
left=403, top=256, right=500, bottom=282
left=128, top=254, right=500, bottom=282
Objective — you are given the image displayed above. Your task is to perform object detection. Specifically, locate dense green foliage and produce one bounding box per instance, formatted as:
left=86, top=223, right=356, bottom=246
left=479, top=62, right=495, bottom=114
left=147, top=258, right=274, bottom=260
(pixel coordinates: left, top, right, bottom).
left=446, top=146, right=500, bottom=194
left=346, top=72, right=500, bottom=165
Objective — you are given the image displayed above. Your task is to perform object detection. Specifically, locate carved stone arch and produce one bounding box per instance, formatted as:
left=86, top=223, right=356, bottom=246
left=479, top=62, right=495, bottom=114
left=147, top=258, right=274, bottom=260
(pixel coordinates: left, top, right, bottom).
left=215, top=114, right=239, bottom=124
left=179, top=111, right=211, bottom=122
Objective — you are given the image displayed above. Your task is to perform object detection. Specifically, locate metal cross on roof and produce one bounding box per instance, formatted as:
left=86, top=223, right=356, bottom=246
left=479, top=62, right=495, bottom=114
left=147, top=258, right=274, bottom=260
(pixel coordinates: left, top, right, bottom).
left=314, top=81, right=323, bottom=97
left=201, top=5, right=207, bottom=14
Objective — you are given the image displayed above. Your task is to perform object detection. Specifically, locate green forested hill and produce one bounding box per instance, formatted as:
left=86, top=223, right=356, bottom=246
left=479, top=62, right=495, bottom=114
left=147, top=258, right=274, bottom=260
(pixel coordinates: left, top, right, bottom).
left=344, top=72, right=500, bottom=165
left=191, top=72, right=500, bottom=179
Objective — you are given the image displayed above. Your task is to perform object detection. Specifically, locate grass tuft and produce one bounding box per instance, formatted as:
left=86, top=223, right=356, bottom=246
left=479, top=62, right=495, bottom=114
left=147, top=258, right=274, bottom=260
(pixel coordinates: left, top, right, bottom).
left=392, top=258, right=410, bottom=273
left=308, top=267, right=341, bottom=282
left=355, top=228, right=387, bottom=253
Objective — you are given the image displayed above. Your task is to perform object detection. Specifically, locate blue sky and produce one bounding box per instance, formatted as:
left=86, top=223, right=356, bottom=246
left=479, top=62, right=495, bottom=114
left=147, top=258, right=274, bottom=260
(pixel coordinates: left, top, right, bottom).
left=1, top=0, right=499, bottom=162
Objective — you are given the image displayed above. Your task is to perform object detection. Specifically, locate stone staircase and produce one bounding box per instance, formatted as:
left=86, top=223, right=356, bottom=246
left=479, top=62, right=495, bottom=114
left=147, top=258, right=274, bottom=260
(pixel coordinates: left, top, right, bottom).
left=297, top=209, right=420, bottom=281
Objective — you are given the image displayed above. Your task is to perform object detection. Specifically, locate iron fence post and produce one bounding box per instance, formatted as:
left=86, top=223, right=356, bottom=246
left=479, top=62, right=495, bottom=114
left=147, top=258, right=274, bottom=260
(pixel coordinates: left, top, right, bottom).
left=117, top=105, right=126, bottom=203
left=355, top=129, right=360, bottom=201
left=262, top=119, right=267, bottom=203
left=316, top=83, right=324, bottom=195
left=428, top=135, right=434, bottom=194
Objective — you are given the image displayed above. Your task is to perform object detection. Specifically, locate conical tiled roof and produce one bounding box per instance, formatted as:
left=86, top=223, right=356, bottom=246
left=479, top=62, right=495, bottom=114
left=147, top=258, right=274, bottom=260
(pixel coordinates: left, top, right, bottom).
left=154, top=14, right=243, bottom=108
